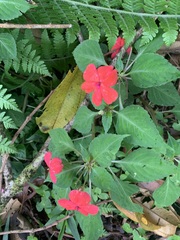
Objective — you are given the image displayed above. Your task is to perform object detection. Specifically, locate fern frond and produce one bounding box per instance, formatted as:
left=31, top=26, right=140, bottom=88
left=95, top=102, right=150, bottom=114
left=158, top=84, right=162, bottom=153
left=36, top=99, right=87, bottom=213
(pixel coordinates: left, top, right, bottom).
left=143, top=0, right=167, bottom=14
left=41, top=30, right=54, bottom=59
left=138, top=17, right=158, bottom=45
left=100, top=203, right=118, bottom=215
left=0, top=135, right=16, bottom=154
left=0, top=85, right=20, bottom=111
left=4, top=39, right=51, bottom=76
left=122, top=0, right=143, bottom=12
left=114, top=14, right=136, bottom=45
left=0, top=112, right=17, bottom=129
left=167, top=0, right=180, bottom=14
left=160, top=18, right=178, bottom=46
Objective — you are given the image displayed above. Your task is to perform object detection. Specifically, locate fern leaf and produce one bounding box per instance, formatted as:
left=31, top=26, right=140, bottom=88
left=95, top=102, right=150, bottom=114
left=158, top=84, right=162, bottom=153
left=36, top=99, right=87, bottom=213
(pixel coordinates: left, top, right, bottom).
left=41, top=30, right=54, bottom=59
left=114, top=14, right=136, bottom=45
left=0, top=112, right=17, bottom=129
left=97, top=11, right=118, bottom=47
left=122, top=0, right=143, bottom=12
left=0, top=135, right=16, bottom=154
left=160, top=18, right=178, bottom=46
left=167, top=0, right=180, bottom=14
left=53, top=31, right=67, bottom=57
left=0, top=85, right=20, bottom=111
left=138, top=17, right=158, bottom=45
left=143, top=0, right=167, bottom=14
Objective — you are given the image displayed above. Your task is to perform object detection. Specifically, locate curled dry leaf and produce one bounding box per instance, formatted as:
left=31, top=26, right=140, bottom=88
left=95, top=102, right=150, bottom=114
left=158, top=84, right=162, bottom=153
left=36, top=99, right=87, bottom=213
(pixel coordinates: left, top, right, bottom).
left=114, top=196, right=180, bottom=237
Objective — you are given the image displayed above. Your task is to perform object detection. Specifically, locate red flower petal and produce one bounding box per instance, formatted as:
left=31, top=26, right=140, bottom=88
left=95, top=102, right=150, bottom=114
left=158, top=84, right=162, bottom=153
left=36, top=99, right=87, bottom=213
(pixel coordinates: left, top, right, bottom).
left=98, top=66, right=118, bottom=86
left=101, top=85, right=118, bottom=105
left=78, top=204, right=99, bottom=216
left=49, top=171, right=57, bottom=183
left=69, top=190, right=91, bottom=205
left=58, top=199, right=77, bottom=210
left=83, top=64, right=99, bottom=83
left=92, top=86, right=103, bottom=106
left=111, top=37, right=125, bottom=59
left=44, top=151, right=52, bottom=167
left=81, top=81, right=96, bottom=93
left=50, top=158, right=63, bottom=174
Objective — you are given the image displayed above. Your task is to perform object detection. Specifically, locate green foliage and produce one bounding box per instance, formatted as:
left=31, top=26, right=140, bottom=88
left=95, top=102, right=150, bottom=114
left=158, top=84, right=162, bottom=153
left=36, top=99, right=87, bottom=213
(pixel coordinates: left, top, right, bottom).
left=0, top=33, right=17, bottom=60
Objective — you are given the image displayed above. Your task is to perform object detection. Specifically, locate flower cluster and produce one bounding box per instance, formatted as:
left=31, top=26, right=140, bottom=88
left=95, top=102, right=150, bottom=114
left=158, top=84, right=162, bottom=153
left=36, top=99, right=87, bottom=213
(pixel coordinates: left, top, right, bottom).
left=44, top=152, right=99, bottom=216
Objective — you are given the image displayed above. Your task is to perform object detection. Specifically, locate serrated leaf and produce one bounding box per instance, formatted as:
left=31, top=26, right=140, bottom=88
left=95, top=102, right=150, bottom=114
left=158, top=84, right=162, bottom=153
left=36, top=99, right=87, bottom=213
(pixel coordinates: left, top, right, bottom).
left=36, top=67, right=85, bottom=133
left=0, top=0, right=30, bottom=20
left=116, top=105, right=167, bottom=153
left=130, top=53, right=180, bottom=88
left=73, top=106, right=97, bottom=134
left=49, top=128, right=75, bottom=158
left=119, top=148, right=177, bottom=182
left=76, top=212, right=104, bottom=240
left=147, top=82, right=180, bottom=106
left=153, top=176, right=180, bottom=207
left=89, top=134, right=129, bottom=167
left=73, top=40, right=107, bottom=72
left=0, top=33, right=17, bottom=60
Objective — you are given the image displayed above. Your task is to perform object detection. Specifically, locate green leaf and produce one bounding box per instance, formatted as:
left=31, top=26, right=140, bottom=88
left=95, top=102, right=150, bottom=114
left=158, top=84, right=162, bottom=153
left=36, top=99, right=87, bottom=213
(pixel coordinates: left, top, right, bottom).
left=148, top=82, right=180, bottom=106
left=153, top=176, right=180, bottom=207
left=56, top=164, right=80, bottom=188
left=68, top=217, right=80, bottom=240
left=89, top=134, right=129, bottom=167
left=130, top=53, right=180, bottom=88
left=0, top=0, right=30, bottom=20
left=49, top=128, right=75, bottom=158
left=91, top=166, right=115, bottom=191
left=76, top=212, right=104, bottom=240
left=73, top=106, right=97, bottom=134
left=0, top=33, right=17, bottom=60
left=167, top=134, right=180, bottom=156
left=110, top=179, right=142, bottom=212
left=73, top=39, right=107, bottom=72
left=119, top=148, right=177, bottom=182
left=115, top=105, right=167, bottom=153
left=102, top=111, right=112, bottom=133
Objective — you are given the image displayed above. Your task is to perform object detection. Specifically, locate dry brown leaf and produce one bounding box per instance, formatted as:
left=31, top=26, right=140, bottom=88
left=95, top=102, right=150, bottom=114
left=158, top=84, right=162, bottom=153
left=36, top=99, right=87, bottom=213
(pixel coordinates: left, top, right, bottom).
left=0, top=198, right=21, bottom=224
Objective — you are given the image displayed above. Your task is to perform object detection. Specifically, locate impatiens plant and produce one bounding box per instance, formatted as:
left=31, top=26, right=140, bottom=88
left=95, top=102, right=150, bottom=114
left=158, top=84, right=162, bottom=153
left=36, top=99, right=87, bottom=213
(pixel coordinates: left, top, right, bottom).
left=1, top=1, right=180, bottom=240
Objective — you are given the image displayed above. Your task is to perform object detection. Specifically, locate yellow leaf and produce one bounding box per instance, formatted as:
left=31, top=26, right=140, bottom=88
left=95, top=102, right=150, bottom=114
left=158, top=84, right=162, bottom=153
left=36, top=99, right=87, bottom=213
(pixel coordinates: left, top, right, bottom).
left=36, top=67, right=86, bottom=133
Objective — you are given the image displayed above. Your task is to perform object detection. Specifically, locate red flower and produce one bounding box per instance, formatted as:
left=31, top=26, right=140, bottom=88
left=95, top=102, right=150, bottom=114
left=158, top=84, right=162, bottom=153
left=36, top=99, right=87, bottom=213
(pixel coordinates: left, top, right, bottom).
left=111, top=37, right=125, bottom=59
left=44, top=151, right=63, bottom=183
left=58, top=190, right=99, bottom=216
left=111, top=37, right=131, bottom=59
left=81, top=64, right=118, bottom=106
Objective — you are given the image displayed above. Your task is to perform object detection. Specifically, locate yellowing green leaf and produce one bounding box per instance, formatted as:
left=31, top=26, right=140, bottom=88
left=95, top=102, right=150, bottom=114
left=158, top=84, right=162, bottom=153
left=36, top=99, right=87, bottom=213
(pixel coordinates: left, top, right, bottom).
left=36, top=67, right=85, bottom=133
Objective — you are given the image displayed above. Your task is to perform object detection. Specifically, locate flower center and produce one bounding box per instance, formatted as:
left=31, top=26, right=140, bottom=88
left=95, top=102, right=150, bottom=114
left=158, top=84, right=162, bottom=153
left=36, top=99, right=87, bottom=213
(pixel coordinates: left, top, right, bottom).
left=96, top=82, right=101, bottom=88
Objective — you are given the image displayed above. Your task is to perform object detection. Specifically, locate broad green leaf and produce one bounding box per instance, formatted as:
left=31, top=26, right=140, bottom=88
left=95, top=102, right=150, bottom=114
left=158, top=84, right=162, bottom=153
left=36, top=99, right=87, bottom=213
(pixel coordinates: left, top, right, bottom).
left=153, top=176, right=180, bottom=207
left=56, top=163, right=80, bottom=187
left=89, top=134, right=129, bottom=167
left=130, top=53, right=180, bottom=88
left=68, top=217, right=80, bottom=240
left=76, top=212, right=104, bottom=240
left=115, top=105, right=167, bottom=153
left=0, top=0, right=30, bottom=20
left=0, top=33, right=17, bottom=59
left=91, top=167, right=141, bottom=212
left=91, top=166, right=115, bottom=191
left=36, top=67, right=85, bottom=133
left=167, top=134, right=180, bottom=156
left=119, top=148, right=177, bottom=182
left=49, top=128, right=75, bottom=158
left=73, top=40, right=107, bottom=72
left=148, top=82, right=180, bottom=106
left=73, top=106, right=97, bottom=134
left=172, top=105, right=180, bottom=120
left=102, top=111, right=113, bottom=133
left=110, top=180, right=142, bottom=212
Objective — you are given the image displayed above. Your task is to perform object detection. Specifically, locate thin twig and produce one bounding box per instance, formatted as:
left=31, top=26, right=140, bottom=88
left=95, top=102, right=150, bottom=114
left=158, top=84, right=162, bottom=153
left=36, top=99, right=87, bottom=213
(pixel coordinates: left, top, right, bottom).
left=0, top=23, right=72, bottom=29
left=0, top=214, right=73, bottom=236
left=0, top=90, right=54, bottom=197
